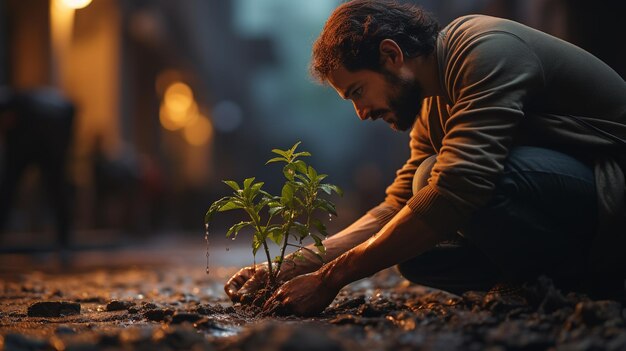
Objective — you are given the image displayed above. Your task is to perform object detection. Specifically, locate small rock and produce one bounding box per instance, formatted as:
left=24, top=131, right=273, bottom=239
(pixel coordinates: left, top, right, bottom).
left=144, top=308, right=174, bottom=322
left=106, top=300, right=135, bottom=311
left=27, top=301, right=81, bottom=317
left=170, top=312, right=203, bottom=324
left=142, top=302, right=158, bottom=310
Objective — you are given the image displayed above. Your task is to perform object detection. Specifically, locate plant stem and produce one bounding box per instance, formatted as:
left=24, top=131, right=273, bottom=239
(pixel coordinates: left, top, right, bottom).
left=261, top=241, right=274, bottom=286
left=246, top=207, right=274, bottom=286
left=274, top=212, right=293, bottom=280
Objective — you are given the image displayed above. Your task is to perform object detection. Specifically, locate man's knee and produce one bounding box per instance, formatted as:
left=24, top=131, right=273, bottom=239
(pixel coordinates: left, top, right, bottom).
left=413, top=155, right=437, bottom=195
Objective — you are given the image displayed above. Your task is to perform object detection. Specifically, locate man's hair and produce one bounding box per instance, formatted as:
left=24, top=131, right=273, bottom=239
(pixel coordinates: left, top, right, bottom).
left=310, top=0, right=440, bottom=83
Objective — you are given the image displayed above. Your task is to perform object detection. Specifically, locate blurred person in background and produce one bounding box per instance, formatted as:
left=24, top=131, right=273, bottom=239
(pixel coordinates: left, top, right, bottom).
left=0, top=87, right=74, bottom=251
left=225, top=0, right=626, bottom=315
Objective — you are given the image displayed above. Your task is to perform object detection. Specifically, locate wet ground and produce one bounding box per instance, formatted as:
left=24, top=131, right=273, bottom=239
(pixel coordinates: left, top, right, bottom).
left=1, top=235, right=625, bottom=351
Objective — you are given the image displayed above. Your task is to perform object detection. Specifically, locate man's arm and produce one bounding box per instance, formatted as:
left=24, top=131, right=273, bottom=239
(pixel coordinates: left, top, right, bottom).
left=291, top=213, right=382, bottom=269
left=321, top=206, right=448, bottom=288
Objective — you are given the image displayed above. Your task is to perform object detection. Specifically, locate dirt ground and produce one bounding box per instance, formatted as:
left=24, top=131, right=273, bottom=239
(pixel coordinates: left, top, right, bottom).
left=1, top=236, right=625, bottom=351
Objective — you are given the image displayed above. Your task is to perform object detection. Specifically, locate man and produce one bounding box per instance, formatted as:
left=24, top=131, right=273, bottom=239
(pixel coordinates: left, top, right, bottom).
left=225, top=0, right=626, bottom=316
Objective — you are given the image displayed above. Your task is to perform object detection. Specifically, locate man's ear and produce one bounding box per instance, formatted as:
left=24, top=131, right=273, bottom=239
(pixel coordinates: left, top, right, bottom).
left=379, top=39, right=404, bottom=71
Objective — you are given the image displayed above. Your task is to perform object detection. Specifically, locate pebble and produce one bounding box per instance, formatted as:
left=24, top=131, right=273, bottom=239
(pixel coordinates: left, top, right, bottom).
left=106, top=300, right=136, bottom=311
left=143, top=308, right=174, bottom=322
left=27, top=301, right=81, bottom=317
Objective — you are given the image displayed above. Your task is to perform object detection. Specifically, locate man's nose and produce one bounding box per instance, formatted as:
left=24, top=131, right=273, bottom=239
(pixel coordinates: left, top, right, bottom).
left=352, top=102, right=368, bottom=121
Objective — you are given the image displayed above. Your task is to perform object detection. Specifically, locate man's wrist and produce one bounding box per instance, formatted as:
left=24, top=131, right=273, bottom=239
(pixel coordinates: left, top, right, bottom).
left=317, top=251, right=354, bottom=290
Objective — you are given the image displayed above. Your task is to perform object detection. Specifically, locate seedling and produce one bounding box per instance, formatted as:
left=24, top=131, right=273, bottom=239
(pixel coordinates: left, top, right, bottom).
left=204, top=142, right=342, bottom=289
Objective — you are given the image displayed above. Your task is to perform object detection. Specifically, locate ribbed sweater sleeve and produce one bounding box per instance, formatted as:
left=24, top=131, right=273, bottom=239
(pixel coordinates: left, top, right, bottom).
left=367, top=99, right=435, bottom=226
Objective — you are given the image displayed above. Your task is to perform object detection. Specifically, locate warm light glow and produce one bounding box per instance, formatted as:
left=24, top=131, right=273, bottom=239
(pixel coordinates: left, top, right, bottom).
left=159, top=103, right=181, bottom=131
left=164, top=82, right=194, bottom=115
left=61, top=0, right=93, bottom=9
left=184, top=115, right=213, bottom=146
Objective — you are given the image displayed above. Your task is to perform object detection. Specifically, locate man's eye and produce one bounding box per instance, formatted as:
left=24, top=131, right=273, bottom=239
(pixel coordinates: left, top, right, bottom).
left=352, top=87, right=363, bottom=99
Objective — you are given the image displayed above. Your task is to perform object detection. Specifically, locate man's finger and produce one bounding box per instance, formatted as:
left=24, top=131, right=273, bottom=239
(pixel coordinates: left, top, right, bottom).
left=239, top=273, right=265, bottom=296
left=224, top=268, right=255, bottom=301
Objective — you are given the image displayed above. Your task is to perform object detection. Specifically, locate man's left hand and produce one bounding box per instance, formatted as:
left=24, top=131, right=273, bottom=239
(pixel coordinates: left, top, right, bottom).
left=262, top=272, right=340, bottom=316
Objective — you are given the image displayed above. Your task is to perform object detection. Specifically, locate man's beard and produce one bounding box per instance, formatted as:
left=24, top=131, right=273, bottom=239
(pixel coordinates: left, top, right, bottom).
left=374, top=70, right=424, bottom=131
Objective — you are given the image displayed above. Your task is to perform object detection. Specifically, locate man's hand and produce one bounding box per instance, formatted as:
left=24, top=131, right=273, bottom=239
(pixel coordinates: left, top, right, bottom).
left=224, top=261, right=306, bottom=302
left=262, top=272, right=341, bottom=316
left=224, top=264, right=268, bottom=302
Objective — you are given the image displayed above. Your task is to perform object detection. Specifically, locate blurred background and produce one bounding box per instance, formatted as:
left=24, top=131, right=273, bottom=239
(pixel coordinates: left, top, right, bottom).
left=0, top=0, right=624, bottom=264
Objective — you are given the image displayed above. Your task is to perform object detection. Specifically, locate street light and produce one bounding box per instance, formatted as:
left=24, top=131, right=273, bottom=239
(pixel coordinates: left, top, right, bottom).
left=61, top=0, right=92, bottom=10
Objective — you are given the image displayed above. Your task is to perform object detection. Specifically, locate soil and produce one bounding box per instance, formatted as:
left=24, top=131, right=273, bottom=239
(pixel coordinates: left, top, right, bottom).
left=1, top=260, right=625, bottom=350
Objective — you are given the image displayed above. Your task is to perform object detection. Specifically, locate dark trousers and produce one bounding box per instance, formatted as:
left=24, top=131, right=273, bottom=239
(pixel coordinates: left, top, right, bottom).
left=398, top=146, right=602, bottom=295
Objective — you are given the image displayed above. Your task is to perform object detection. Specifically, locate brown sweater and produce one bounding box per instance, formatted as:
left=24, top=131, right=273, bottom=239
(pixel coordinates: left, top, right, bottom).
left=368, top=15, right=626, bottom=270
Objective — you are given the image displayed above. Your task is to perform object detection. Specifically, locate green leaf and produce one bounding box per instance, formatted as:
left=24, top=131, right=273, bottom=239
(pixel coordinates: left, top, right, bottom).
left=252, top=234, right=263, bottom=256
left=271, top=148, right=289, bottom=158
left=293, top=160, right=308, bottom=174
left=318, top=184, right=332, bottom=195
left=292, top=222, right=309, bottom=239
left=319, top=183, right=343, bottom=196
left=268, top=205, right=283, bottom=216
left=266, top=156, right=287, bottom=165
left=292, top=151, right=311, bottom=159
left=243, top=177, right=255, bottom=189
left=267, top=226, right=284, bottom=245
left=311, top=218, right=328, bottom=236
left=273, top=256, right=283, bottom=263
left=204, top=196, right=230, bottom=223
left=311, top=234, right=326, bottom=254
left=307, top=165, right=318, bottom=181
left=294, top=174, right=309, bottom=184
left=226, top=221, right=252, bottom=238
left=287, top=141, right=302, bottom=158
left=218, top=200, right=243, bottom=212
left=223, top=180, right=240, bottom=191
left=250, top=181, right=264, bottom=195
left=281, top=183, right=294, bottom=206
left=314, top=198, right=337, bottom=216
left=283, top=164, right=295, bottom=181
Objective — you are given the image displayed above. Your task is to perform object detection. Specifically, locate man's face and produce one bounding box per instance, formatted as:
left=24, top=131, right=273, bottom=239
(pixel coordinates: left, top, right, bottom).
left=327, top=66, right=424, bottom=131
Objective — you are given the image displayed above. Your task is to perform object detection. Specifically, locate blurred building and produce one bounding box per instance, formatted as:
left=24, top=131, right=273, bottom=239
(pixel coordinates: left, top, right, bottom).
left=0, top=0, right=624, bottom=247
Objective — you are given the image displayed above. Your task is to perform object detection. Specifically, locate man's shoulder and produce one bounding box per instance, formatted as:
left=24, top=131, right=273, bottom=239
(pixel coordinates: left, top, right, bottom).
left=439, top=15, right=542, bottom=63
left=443, top=15, right=520, bottom=36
